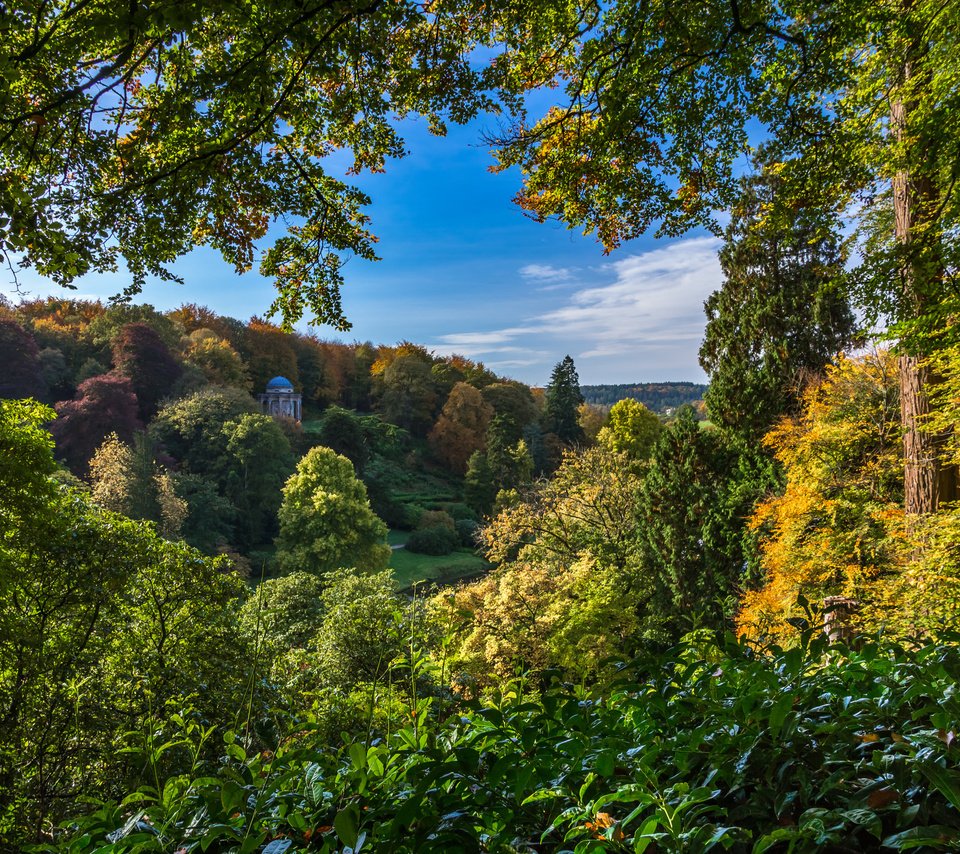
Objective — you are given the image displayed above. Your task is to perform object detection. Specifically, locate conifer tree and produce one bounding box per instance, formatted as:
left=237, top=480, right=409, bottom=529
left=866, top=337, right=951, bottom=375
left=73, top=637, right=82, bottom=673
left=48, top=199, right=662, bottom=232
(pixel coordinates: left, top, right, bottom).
left=544, top=356, right=585, bottom=444
left=699, top=166, right=856, bottom=442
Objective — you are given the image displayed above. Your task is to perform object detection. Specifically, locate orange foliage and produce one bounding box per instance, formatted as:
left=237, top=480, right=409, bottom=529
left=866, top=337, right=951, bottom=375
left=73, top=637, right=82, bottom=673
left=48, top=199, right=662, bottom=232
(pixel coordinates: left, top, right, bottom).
left=737, top=351, right=906, bottom=644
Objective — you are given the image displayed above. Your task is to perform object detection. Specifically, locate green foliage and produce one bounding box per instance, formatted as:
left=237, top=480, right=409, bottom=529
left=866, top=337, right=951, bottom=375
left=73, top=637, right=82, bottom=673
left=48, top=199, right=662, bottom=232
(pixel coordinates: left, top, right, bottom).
left=219, top=413, right=294, bottom=549
left=699, top=164, right=857, bottom=441
left=61, top=636, right=960, bottom=853
left=239, top=571, right=327, bottom=654
left=406, top=525, right=460, bottom=556
left=276, top=446, right=391, bottom=576
left=449, top=446, right=648, bottom=684
left=0, top=401, right=253, bottom=846
left=638, top=407, right=741, bottom=641
left=150, top=386, right=258, bottom=474
left=598, top=397, right=662, bottom=463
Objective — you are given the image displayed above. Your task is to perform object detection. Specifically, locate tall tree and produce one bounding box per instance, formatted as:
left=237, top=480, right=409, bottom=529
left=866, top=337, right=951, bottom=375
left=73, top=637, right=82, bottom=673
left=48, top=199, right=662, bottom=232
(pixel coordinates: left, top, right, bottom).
left=429, top=382, right=494, bottom=474
left=699, top=166, right=857, bottom=442
left=111, top=322, right=183, bottom=419
left=543, top=356, right=585, bottom=444
left=488, top=0, right=960, bottom=516
left=275, top=446, right=391, bottom=576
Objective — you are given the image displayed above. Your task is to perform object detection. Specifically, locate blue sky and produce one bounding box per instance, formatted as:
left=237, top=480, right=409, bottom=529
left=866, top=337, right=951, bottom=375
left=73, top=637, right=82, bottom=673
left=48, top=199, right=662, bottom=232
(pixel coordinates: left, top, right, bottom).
left=4, top=117, right=724, bottom=386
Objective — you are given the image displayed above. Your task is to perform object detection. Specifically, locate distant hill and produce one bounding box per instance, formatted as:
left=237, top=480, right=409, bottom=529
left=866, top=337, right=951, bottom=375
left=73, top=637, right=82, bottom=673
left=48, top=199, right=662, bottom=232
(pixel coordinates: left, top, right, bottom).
left=580, top=382, right=708, bottom=412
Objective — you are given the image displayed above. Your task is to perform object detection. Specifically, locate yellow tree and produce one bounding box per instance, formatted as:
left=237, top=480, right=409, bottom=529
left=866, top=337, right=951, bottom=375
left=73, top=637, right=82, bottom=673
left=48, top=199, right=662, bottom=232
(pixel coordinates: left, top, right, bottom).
left=738, top=351, right=906, bottom=643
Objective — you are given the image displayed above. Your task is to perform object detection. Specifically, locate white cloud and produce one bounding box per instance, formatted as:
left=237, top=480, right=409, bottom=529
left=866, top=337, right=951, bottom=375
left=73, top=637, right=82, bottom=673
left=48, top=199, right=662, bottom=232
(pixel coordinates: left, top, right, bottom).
left=430, top=236, right=723, bottom=382
left=519, top=263, right=574, bottom=283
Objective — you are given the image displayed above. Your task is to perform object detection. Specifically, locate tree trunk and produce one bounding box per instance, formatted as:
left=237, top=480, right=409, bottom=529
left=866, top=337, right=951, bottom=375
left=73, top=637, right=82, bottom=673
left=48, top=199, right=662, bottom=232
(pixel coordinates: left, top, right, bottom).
left=899, top=353, right=938, bottom=514
left=891, top=43, right=944, bottom=516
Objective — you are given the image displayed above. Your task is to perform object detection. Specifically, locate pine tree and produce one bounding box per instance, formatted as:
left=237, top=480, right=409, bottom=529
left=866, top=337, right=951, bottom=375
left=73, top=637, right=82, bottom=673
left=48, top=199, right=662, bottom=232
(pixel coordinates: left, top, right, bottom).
left=544, top=356, right=585, bottom=444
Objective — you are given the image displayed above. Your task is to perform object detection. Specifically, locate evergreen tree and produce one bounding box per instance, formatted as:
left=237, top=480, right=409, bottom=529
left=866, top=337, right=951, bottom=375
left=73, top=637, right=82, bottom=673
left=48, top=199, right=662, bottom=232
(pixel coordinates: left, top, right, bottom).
left=699, top=166, right=857, bottom=442
left=544, top=356, right=585, bottom=444
left=637, top=407, right=741, bottom=640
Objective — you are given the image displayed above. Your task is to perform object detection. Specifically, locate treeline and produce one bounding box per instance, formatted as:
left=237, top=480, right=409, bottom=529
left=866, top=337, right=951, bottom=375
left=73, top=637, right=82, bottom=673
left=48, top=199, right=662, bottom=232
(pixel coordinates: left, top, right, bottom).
left=0, top=299, right=597, bottom=566
left=579, top=381, right=708, bottom=411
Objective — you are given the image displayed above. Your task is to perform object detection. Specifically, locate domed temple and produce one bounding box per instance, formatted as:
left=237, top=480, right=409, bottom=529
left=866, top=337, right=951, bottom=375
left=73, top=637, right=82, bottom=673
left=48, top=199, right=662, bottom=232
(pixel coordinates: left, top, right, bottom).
left=257, top=376, right=302, bottom=421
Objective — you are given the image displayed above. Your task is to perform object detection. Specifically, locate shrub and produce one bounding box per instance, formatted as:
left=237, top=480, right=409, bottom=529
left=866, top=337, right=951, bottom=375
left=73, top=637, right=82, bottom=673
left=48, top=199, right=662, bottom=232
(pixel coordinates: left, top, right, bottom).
left=406, top=525, right=459, bottom=555
left=417, top=509, right=455, bottom=532
left=64, top=634, right=960, bottom=853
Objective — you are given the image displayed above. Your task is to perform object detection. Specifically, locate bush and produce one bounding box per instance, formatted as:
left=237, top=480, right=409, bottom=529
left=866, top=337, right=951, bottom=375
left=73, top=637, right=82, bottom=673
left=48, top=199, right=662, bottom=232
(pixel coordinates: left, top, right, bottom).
left=406, top=525, right=459, bottom=555
left=440, top=502, right=478, bottom=522
left=456, top=518, right=480, bottom=547
left=417, top=509, right=455, bottom=531
left=64, top=635, right=960, bottom=853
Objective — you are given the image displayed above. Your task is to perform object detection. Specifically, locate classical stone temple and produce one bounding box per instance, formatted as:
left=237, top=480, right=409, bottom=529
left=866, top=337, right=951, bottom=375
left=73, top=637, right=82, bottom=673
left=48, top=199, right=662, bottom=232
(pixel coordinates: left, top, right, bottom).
left=257, top=375, right=302, bottom=421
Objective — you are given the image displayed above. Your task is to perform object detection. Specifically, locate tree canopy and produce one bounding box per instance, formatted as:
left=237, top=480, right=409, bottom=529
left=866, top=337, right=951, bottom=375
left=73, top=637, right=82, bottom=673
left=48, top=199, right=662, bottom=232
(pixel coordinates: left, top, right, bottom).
left=0, top=0, right=497, bottom=327
left=275, top=446, right=390, bottom=576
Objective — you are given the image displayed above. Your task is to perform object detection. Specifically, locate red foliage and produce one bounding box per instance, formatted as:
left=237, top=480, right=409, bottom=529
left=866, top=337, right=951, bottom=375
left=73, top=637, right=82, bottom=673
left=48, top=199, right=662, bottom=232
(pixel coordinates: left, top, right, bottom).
left=52, top=373, right=142, bottom=473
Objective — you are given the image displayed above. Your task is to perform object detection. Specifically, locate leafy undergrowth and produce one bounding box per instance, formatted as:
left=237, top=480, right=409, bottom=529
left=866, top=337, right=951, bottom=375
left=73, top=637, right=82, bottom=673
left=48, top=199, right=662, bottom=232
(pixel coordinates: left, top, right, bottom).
left=56, top=634, right=960, bottom=853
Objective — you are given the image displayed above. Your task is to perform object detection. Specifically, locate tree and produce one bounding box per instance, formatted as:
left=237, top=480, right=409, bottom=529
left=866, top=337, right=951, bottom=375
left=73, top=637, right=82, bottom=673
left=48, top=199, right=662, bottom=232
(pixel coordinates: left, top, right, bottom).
left=598, top=398, right=661, bottom=463
left=1, top=1, right=489, bottom=327
left=481, top=381, right=540, bottom=442
left=543, top=356, right=585, bottom=444
left=0, top=318, right=47, bottom=401
left=0, top=400, right=253, bottom=845
left=428, top=382, right=494, bottom=474
left=150, top=386, right=258, bottom=475
left=173, top=473, right=236, bottom=554
left=637, top=407, right=742, bottom=640
left=376, top=353, right=438, bottom=436
left=182, top=329, right=251, bottom=390
left=443, top=446, right=649, bottom=684
left=738, top=351, right=905, bottom=644
left=218, top=413, right=294, bottom=549
left=275, top=446, right=391, bottom=576
left=238, top=571, right=327, bottom=653
left=699, top=166, right=857, bottom=442
left=488, top=0, right=960, bottom=516
left=89, top=432, right=188, bottom=538
left=111, top=322, right=183, bottom=420
left=52, top=373, right=141, bottom=473
left=314, top=406, right=371, bottom=472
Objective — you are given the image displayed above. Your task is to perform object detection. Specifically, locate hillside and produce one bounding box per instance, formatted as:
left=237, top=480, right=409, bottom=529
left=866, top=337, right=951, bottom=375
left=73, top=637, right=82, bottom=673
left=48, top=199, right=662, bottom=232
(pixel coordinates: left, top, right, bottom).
left=580, top=381, right=708, bottom=412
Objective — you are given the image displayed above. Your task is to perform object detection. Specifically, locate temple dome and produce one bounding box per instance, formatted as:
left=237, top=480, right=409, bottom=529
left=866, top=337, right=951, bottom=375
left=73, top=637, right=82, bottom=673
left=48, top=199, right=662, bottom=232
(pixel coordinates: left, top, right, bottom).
left=265, top=375, right=295, bottom=392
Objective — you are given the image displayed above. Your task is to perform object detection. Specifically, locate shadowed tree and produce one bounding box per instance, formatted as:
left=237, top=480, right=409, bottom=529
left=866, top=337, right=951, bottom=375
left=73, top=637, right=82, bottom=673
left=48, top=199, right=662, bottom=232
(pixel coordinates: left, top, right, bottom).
left=0, top=319, right=47, bottom=401
left=112, top=322, right=183, bottom=420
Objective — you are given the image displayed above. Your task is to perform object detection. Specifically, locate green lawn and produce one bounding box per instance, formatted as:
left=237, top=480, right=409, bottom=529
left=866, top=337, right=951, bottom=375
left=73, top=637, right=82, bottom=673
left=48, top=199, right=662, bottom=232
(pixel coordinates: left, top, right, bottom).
left=389, top=544, right=489, bottom=590
left=387, top=529, right=410, bottom=547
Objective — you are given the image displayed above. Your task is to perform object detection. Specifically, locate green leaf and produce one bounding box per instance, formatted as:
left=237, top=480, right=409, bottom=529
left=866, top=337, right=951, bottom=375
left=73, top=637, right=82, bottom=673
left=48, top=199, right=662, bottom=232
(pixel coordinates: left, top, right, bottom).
left=334, top=803, right=361, bottom=848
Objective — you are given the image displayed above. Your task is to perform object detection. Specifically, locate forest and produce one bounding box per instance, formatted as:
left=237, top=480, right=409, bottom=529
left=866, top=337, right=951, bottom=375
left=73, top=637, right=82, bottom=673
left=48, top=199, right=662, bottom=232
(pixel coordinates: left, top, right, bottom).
left=3, top=0, right=960, bottom=851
